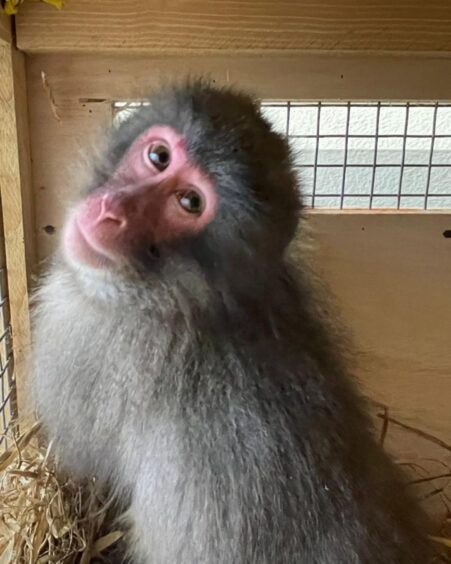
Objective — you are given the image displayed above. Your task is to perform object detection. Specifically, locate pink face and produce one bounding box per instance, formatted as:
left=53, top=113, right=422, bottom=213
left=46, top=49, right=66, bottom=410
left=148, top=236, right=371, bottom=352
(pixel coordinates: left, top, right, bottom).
left=64, top=125, right=218, bottom=269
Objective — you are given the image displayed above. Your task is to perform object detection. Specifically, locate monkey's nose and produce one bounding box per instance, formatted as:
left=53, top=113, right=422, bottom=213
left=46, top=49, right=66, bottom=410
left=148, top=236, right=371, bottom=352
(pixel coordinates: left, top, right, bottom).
left=96, top=193, right=128, bottom=229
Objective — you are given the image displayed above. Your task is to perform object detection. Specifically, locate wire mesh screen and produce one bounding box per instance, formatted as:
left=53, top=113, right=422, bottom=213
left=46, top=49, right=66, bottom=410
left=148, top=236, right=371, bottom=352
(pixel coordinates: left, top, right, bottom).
left=113, top=101, right=451, bottom=210
left=0, top=215, right=15, bottom=452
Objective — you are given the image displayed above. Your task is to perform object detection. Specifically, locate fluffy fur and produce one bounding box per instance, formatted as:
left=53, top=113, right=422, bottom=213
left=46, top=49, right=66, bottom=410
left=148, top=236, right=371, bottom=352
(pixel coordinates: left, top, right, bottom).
left=32, top=80, right=434, bottom=563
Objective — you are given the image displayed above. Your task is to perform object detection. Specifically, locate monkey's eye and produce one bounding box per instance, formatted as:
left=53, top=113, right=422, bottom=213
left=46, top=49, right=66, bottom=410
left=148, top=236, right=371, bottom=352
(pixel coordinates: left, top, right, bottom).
left=176, top=190, right=204, bottom=215
left=147, top=143, right=171, bottom=172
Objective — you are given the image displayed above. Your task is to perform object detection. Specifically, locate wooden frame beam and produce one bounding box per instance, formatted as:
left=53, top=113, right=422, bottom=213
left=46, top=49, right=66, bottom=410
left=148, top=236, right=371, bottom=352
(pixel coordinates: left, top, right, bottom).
left=0, top=40, right=36, bottom=426
left=27, top=52, right=451, bottom=105
left=0, top=13, right=11, bottom=44
left=15, top=0, right=451, bottom=55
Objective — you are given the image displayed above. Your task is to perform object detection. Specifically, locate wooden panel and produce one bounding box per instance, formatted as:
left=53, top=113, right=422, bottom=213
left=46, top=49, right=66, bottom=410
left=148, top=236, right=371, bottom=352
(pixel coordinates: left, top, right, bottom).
left=311, top=212, right=451, bottom=517
left=0, top=13, right=11, bottom=44
left=16, top=0, right=451, bottom=55
left=26, top=53, right=451, bottom=109
left=0, top=45, right=36, bottom=426
left=25, top=55, right=451, bottom=501
left=312, top=213, right=451, bottom=441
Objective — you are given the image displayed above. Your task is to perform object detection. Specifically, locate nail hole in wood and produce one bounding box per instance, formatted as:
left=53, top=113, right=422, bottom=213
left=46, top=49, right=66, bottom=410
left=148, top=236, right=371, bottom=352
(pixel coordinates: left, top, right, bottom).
left=44, top=225, right=56, bottom=235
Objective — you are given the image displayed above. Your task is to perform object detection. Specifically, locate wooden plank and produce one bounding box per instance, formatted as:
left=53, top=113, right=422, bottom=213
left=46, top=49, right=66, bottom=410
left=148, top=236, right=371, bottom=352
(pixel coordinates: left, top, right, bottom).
left=16, top=0, right=451, bottom=55
left=0, top=44, right=36, bottom=428
left=0, top=13, right=11, bottom=44
left=27, top=52, right=451, bottom=107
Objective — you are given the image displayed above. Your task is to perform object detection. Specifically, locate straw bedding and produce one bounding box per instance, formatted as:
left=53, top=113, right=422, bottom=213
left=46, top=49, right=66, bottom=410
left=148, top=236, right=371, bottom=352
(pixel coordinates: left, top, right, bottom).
left=0, top=423, right=124, bottom=563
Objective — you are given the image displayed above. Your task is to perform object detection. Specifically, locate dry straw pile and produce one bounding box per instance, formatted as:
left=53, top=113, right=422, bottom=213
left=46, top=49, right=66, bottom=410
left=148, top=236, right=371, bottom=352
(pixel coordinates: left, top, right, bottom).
left=0, top=423, right=123, bottom=563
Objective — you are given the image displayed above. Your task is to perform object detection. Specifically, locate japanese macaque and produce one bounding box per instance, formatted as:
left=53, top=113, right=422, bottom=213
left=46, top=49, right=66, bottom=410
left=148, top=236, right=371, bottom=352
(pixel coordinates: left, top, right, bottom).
left=32, top=80, right=435, bottom=563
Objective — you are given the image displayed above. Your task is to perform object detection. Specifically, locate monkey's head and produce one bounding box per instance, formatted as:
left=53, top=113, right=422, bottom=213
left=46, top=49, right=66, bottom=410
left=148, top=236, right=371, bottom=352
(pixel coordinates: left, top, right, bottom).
left=63, top=80, right=301, bottom=292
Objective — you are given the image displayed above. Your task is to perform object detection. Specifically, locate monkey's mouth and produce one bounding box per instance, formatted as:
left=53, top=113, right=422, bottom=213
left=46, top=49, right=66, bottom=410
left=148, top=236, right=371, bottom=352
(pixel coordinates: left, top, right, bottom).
left=148, top=244, right=161, bottom=260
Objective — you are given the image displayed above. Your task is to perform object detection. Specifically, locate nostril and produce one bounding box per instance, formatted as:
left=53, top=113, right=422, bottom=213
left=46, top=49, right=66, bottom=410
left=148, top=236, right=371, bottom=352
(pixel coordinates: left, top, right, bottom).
left=98, top=193, right=128, bottom=228
left=102, top=212, right=127, bottom=229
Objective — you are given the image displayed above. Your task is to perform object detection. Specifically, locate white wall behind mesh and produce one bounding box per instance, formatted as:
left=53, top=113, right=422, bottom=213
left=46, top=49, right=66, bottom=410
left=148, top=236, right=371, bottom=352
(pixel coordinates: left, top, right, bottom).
left=262, top=103, right=451, bottom=210
left=114, top=101, right=451, bottom=210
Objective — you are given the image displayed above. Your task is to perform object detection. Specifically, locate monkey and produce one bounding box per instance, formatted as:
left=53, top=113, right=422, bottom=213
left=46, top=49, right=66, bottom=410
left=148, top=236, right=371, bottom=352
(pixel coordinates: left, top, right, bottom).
left=31, top=79, right=436, bottom=563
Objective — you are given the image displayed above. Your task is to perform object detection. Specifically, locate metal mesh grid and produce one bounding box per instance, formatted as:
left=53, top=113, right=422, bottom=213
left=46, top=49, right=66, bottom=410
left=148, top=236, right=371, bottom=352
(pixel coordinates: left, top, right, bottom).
left=0, top=261, right=15, bottom=452
left=262, top=102, right=451, bottom=210
left=114, top=101, right=451, bottom=210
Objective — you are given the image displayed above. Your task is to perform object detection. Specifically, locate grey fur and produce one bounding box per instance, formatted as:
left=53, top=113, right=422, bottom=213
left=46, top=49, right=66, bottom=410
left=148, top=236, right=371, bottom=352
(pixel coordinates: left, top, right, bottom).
left=32, top=80, right=435, bottom=563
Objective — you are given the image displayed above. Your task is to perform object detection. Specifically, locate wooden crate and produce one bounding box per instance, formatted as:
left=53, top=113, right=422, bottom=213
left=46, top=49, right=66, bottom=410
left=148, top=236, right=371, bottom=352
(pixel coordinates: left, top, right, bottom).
left=1, top=0, right=451, bottom=513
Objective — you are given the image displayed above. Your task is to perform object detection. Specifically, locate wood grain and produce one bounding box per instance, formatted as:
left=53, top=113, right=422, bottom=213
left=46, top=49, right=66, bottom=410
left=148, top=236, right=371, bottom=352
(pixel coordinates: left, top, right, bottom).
left=26, top=52, right=451, bottom=106
left=0, top=13, right=11, bottom=44
left=0, top=44, right=36, bottom=427
left=16, top=0, right=451, bottom=54
left=24, top=53, right=451, bottom=471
